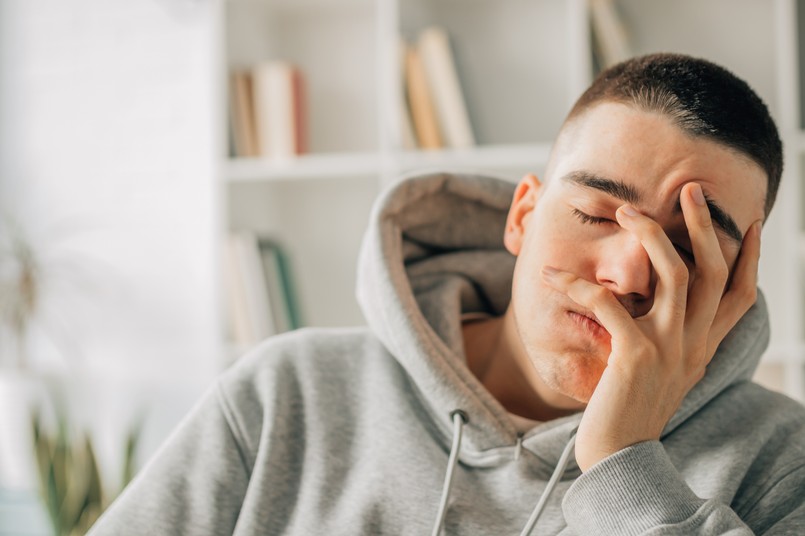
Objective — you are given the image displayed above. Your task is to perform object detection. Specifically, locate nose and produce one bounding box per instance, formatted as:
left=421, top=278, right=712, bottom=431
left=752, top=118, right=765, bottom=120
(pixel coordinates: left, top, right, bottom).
left=595, top=233, right=654, bottom=316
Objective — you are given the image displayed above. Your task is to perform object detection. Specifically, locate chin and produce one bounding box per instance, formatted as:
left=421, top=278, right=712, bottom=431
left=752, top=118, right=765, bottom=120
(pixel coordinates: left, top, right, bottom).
left=531, top=350, right=606, bottom=405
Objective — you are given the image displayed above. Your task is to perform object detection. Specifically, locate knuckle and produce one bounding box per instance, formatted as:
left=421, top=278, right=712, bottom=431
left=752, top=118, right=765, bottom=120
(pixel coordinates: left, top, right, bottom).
left=643, top=222, right=664, bottom=240
left=634, top=341, right=659, bottom=363
left=689, top=349, right=709, bottom=378
left=688, top=365, right=707, bottom=383
left=698, top=211, right=714, bottom=230
left=669, top=261, right=690, bottom=285
left=742, top=284, right=758, bottom=304
left=709, top=261, right=729, bottom=283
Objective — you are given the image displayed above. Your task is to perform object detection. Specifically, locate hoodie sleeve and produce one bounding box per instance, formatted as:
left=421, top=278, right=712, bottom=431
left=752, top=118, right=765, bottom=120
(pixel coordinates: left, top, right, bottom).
left=561, top=441, right=805, bottom=535
left=86, top=383, right=251, bottom=535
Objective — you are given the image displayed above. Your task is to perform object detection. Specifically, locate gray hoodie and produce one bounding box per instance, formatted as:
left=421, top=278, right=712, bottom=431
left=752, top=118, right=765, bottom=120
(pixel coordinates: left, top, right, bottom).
left=89, top=172, right=805, bottom=535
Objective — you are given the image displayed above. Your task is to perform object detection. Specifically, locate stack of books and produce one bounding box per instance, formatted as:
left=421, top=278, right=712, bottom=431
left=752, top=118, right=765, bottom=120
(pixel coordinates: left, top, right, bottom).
left=400, top=26, right=475, bottom=151
left=224, top=232, right=300, bottom=348
left=229, top=61, right=307, bottom=159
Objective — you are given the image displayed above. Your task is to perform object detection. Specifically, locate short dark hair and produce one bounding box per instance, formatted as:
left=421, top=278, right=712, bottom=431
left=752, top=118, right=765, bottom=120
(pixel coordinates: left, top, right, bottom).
left=567, top=53, right=783, bottom=218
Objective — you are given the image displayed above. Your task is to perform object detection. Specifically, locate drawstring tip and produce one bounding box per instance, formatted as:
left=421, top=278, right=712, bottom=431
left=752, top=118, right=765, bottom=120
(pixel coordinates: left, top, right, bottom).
left=514, top=434, right=524, bottom=461
left=431, top=410, right=468, bottom=536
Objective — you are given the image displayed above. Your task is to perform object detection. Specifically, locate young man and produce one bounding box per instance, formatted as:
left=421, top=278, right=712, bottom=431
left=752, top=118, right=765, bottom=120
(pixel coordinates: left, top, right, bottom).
left=90, top=54, right=804, bottom=534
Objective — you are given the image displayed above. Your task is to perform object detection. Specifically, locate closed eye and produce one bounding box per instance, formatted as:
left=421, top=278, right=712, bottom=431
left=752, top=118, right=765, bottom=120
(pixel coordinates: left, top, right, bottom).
left=572, top=208, right=614, bottom=225
left=574, top=208, right=696, bottom=266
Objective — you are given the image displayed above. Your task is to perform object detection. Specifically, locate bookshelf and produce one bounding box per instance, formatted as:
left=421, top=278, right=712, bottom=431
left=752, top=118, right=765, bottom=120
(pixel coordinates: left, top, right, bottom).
left=219, top=0, right=805, bottom=402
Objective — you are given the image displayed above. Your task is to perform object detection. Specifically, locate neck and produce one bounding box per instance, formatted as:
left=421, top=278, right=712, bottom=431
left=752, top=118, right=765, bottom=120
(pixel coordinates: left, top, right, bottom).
left=463, top=309, right=583, bottom=422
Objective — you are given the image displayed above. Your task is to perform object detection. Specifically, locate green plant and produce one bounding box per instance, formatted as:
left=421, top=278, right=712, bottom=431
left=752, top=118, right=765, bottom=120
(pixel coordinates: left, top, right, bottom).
left=0, top=214, right=40, bottom=369
left=31, top=409, right=141, bottom=536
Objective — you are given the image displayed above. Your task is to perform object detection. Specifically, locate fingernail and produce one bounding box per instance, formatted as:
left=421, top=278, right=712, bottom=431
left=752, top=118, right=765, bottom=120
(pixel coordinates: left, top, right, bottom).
left=692, top=184, right=706, bottom=206
left=620, top=205, right=639, bottom=217
left=753, top=221, right=763, bottom=237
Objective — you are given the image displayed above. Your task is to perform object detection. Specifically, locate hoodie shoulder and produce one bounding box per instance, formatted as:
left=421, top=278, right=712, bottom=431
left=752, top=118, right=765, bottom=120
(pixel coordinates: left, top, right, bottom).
left=219, top=326, right=389, bottom=404
left=224, top=327, right=383, bottom=379
left=715, top=382, right=805, bottom=531
left=709, top=380, right=805, bottom=440
left=215, top=328, right=402, bottom=469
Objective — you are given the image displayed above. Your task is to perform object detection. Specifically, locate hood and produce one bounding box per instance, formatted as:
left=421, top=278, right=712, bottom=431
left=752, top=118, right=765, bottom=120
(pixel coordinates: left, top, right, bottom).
left=356, top=171, right=769, bottom=465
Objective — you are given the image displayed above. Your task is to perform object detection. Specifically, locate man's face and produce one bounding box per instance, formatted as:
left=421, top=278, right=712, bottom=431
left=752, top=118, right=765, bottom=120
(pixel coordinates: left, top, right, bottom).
left=505, top=102, right=767, bottom=405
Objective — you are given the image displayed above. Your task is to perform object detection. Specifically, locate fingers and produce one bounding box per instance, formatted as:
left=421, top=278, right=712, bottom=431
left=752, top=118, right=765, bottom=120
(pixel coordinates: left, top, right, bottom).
left=680, top=183, right=730, bottom=340
left=615, top=205, right=688, bottom=325
left=542, top=266, right=639, bottom=344
left=709, top=220, right=762, bottom=348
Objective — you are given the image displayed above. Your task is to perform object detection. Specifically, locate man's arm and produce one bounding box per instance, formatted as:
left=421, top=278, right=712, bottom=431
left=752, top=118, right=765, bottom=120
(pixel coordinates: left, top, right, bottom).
left=87, top=383, right=250, bottom=535
left=561, top=440, right=805, bottom=535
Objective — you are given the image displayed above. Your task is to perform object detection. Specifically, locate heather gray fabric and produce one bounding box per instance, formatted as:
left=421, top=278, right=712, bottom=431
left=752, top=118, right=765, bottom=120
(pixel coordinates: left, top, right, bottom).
left=89, top=172, right=805, bottom=535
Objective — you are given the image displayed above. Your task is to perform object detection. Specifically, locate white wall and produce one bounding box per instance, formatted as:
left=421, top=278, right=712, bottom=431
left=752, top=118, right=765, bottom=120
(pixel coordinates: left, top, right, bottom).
left=0, top=0, right=221, bottom=492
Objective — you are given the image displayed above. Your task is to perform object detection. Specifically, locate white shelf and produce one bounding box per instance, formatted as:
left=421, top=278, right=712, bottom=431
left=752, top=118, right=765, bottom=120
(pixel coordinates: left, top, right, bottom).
left=224, top=143, right=553, bottom=183
left=225, top=151, right=382, bottom=182
left=227, top=0, right=372, bottom=11
left=396, top=143, right=553, bottom=176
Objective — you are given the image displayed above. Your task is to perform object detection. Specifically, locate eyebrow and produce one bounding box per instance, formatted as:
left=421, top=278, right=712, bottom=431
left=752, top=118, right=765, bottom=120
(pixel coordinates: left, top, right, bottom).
left=562, top=170, right=641, bottom=205
left=561, top=170, right=743, bottom=245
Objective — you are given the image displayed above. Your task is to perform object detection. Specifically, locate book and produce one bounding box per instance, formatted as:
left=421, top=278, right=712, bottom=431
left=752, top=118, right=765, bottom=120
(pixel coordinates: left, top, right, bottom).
left=398, top=39, right=418, bottom=151
left=417, top=27, right=475, bottom=149
left=291, top=67, right=308, bottom=156
left=226, top=232, right=276, bottom=347
left=252, top=61, right=307, bottom=159
left=589, top=0, right=632, bottom=70
left=404, top=44, right=443, bottom=150
left=257, top=239, right=301, bottom=333
left=225, top=233, right=301, bottom=348
left=229, top=70, right=260, bottom=157
left=224, top=234, right=253, bottom=345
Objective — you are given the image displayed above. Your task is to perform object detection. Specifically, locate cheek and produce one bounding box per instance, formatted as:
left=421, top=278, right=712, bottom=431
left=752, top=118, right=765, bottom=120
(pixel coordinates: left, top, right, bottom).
left=512, top=226, right=587, bottom=309
left=513, top=206, right=614, bottom=300
left=524, top=219, right=596, bottom=276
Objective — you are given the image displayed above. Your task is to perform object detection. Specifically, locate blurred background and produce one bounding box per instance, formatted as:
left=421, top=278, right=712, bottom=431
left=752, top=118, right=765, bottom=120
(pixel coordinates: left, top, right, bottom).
left=1, top=0, right=804, bottom=533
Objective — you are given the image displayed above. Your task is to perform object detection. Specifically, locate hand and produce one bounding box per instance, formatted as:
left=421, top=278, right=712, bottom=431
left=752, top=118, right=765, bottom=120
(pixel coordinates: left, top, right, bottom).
left=542, top=182, right=762, bottom=472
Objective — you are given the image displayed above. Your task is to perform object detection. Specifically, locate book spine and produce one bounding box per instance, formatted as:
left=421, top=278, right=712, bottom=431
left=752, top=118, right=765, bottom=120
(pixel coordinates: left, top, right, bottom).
left=418, top=27, right=475, bottom=149
left=229, top=70, right=260, bottom=157
left=405, top=45, right=443, bottom=150
left=252, top=61, right=299, bottom=159
left=269, top=62, right=295, bottom=159
left=398, top=39, right=418, bottom=151
left=258, top=240, right=296, bottom=333
left=291, top=66, right=307, bottom=155
left=224, top=235, right=254, bottom=346
left=232, top=232, right=276, bottom=342
left=252, top=63, right=272, bottom=157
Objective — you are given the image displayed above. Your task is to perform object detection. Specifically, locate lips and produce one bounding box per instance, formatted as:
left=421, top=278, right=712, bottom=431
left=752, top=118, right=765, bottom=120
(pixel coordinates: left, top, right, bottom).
left=567, top=309, right=611, bottom=342
left=574, top=309, right=602, bottom=326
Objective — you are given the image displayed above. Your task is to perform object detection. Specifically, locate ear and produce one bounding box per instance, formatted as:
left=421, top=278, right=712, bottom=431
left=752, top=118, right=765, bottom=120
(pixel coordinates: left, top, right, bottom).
left=504, top=173, right=543, bottom=256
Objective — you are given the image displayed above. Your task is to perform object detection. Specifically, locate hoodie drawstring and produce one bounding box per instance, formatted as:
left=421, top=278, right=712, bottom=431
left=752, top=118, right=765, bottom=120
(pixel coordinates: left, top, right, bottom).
left=431, top=410, right=467, bottom=536
left=518, top=434, right=577, bottom=536
left=431, top=412, right=576, bottom=536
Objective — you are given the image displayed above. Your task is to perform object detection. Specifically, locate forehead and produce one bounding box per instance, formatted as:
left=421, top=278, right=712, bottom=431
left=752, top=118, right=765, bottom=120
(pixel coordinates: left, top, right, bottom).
left=548, top=102, right=767, bottom=232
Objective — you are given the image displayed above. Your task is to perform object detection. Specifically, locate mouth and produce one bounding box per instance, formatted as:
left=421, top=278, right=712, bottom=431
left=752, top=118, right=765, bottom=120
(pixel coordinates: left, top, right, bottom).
left=567, top=309, right=610, bottom=342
